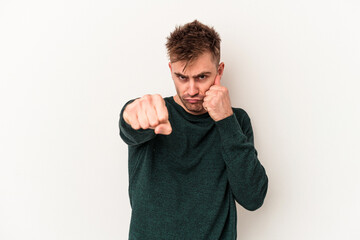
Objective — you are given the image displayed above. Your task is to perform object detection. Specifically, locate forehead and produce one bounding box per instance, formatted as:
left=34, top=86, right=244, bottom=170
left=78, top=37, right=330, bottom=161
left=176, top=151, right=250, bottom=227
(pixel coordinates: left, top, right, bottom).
left=172, top=51, right=217, bottom=74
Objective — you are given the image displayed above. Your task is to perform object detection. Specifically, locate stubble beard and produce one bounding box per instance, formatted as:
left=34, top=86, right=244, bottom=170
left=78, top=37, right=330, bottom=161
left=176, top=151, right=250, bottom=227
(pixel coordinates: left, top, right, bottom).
left=179, top=95, right=206, bottom=114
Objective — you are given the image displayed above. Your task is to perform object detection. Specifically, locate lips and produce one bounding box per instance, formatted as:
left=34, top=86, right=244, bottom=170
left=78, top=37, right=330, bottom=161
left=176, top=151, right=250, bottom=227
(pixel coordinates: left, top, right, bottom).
left=184, top=98, right=202, bottom=103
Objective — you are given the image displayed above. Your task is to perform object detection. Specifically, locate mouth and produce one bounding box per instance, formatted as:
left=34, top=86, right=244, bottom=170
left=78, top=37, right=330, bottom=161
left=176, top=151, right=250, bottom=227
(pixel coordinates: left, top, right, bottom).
left=184, top=98, right=202, bottom=104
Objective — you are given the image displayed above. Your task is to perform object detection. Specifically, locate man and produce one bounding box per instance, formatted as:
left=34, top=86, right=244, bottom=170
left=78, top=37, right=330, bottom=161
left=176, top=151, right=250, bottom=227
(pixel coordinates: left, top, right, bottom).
left=119, top=20, right=268, bottom=239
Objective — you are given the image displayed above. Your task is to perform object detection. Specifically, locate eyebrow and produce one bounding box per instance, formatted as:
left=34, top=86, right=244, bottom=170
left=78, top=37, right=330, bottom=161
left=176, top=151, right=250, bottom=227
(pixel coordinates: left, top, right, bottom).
left=174, top=71, right=212, bottom=78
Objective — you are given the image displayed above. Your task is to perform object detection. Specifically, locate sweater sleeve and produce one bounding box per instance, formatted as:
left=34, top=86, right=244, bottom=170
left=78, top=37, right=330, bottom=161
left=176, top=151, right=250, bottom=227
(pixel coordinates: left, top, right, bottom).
left=119, top=99, right=156, bottom=146
left=215, top=110, right=268, bottom=211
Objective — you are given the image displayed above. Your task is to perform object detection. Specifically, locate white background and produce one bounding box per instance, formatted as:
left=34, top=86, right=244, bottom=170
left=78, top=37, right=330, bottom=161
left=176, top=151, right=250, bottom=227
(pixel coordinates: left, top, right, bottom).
left=1, top=0, right=359, bottom=239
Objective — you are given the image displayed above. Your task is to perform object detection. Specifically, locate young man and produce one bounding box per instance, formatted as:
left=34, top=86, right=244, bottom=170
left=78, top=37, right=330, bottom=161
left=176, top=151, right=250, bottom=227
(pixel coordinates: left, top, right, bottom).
left=119, top=20, right=268, bottom=239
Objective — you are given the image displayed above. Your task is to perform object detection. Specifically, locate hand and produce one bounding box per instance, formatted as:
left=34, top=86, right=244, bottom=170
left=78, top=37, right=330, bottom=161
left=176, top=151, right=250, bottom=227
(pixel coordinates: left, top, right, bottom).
left=123, top=94, right=172, bottom=135
left=203, top=75, right=233, bottom=121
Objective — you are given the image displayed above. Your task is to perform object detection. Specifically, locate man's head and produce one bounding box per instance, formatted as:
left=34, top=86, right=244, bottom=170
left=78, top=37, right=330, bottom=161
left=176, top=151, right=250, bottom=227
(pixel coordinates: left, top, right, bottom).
left=166, top=20, right=221, bottom=69
left=166, top=20, right=224, bottom=115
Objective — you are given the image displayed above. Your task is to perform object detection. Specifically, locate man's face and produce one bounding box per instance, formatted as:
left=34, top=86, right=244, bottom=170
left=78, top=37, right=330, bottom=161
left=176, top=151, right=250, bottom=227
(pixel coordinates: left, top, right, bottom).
left=169, top=51, right=224, bottom=115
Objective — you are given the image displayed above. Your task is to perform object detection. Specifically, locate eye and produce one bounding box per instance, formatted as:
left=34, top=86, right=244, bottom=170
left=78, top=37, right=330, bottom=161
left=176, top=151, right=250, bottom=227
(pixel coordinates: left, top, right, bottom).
left=178, top=75, right=187, bottom=81
left=198, top=75, right=207, bottom=80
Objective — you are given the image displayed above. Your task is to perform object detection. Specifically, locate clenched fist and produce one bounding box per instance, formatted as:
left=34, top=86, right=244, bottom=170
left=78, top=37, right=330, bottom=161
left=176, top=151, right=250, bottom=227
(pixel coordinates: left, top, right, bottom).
left=203, top=75, right=233, bottom=122
left=123, top=94, right=172, bottom=135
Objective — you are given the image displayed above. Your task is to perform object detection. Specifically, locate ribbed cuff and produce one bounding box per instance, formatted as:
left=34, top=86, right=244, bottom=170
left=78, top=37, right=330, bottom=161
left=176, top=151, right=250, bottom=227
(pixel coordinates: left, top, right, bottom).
left=120, top=99, right=135, bottom=131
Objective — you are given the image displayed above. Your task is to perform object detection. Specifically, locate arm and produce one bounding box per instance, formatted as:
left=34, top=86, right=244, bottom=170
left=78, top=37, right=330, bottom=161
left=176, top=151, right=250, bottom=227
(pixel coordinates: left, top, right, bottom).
left=203, top=74, right=268, bottom=211
left=215, top=110, right=268, bottom=211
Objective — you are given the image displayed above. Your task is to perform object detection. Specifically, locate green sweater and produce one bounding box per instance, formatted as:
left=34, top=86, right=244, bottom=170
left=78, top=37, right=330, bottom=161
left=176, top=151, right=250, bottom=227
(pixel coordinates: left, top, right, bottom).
left=119, top=96, right=268, bottom=240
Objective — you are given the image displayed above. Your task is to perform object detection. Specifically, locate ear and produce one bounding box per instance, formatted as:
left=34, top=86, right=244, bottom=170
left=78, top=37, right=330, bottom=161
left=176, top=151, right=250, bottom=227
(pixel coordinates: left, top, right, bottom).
left=218, top=62, right=225, bottom=77
left=168, top=62, right=172, bottom=72
left=214, top=62, right=225, bottom=85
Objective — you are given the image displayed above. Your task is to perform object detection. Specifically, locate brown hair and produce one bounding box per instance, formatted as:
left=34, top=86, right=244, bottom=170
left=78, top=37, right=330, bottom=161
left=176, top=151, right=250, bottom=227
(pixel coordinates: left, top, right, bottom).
left=166, top=20, right=221, bottom=69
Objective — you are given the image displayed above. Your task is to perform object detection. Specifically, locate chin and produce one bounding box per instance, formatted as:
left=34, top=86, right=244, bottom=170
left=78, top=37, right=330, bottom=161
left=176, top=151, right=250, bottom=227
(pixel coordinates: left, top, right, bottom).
left=184, top=103, right=205, bottom=114
left=177, top=95, right=205, bottom=114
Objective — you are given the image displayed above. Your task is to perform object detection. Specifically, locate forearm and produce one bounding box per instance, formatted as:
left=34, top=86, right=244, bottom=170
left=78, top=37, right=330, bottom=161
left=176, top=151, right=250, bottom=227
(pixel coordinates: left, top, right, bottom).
left=216, top=113, right=268, bottom=211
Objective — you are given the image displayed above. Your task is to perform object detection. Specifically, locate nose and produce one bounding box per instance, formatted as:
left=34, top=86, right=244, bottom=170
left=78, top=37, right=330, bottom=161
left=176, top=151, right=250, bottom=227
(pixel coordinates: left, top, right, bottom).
left=187, top=79, right=199, bottom=96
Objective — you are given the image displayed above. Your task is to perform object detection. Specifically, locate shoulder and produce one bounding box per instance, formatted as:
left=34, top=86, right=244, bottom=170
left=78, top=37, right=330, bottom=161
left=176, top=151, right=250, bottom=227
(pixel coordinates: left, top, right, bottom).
left=232, top=107, right=251, bottom=125
left=163, top=96, right=178, bottom=112
left=163, top=96, right=173, bottom=104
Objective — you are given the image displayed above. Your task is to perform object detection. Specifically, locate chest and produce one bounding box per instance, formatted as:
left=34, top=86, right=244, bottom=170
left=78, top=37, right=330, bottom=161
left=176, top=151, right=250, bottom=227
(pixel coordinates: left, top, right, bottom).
left=154, top=118, right=224, bottom=172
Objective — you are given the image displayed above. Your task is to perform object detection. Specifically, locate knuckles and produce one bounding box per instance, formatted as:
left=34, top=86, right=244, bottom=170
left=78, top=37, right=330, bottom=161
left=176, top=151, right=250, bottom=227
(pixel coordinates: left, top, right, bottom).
left=148, top=119, right=160, bottom=128
left=208, top=86, right=229, bottom=95
left=142, top=94, right=153, bottom=102
left=125, top=94, right=168, bottom=130
left=153, top=94, right=162, bottom=100
left=138, top=94, right=152, bottom=107
left=132, top=94, right=164, bottom=110
left=158, top=114, right=168, bottom=123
